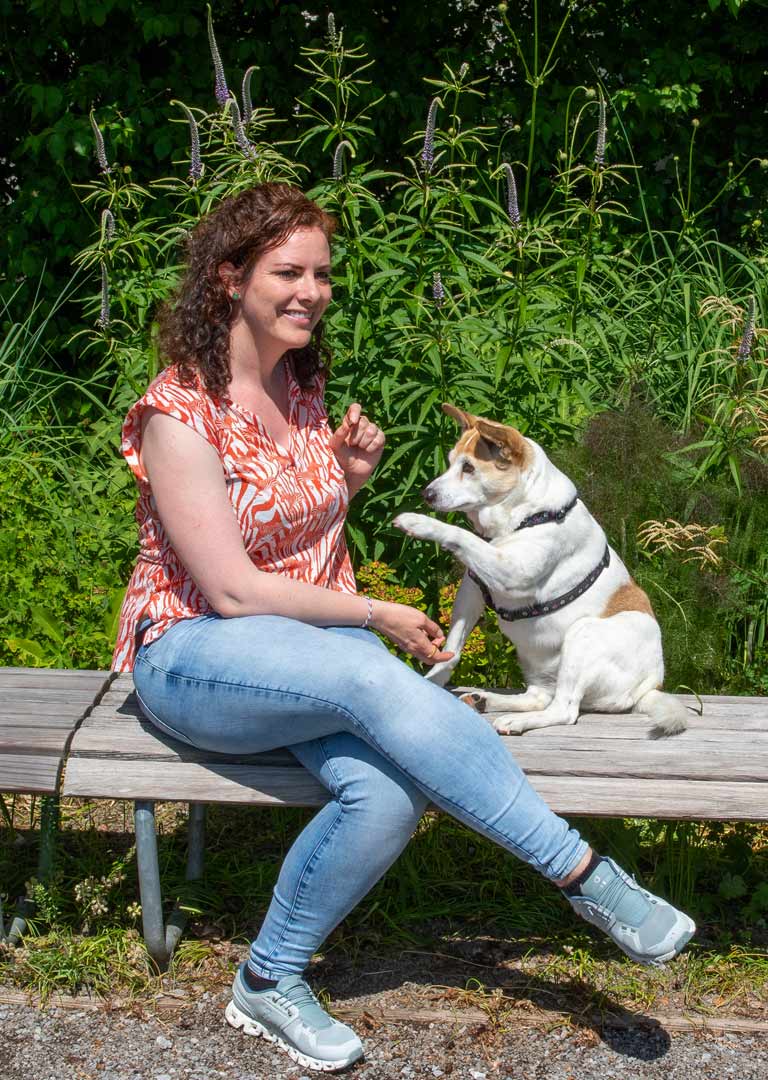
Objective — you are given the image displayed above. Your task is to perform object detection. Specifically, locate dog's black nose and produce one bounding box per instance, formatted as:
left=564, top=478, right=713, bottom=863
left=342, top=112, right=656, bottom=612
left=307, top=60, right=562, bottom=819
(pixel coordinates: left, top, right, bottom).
left=421, top=484, right=436, bottom=505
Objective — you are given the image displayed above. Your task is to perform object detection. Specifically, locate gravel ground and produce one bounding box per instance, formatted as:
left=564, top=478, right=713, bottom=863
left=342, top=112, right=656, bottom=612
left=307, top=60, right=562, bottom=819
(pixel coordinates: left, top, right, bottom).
left=2, top=991, right=768, bottom=1080
left=3, top=946, right=768, bottom=1080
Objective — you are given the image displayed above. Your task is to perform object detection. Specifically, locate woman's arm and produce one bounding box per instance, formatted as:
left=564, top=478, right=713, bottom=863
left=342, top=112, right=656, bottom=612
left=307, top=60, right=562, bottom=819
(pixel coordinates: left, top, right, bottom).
left=140, top=409, right=452, bottom=665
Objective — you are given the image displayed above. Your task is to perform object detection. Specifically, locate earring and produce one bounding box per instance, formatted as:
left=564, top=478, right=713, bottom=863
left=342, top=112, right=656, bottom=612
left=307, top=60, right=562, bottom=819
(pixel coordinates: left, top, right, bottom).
left=231, top=291, right=240, bottom=301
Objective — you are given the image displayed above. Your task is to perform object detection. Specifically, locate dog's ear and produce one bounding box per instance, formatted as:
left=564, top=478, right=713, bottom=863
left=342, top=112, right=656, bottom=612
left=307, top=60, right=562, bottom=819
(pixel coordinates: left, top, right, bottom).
left=474, top=418, right=529, bottom=470
left=442, top=403, right=479, bottom=430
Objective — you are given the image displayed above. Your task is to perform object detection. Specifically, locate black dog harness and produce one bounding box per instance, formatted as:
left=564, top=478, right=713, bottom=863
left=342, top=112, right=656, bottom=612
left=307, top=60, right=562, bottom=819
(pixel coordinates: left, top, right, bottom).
left=467, top=495, right=611, bottom=623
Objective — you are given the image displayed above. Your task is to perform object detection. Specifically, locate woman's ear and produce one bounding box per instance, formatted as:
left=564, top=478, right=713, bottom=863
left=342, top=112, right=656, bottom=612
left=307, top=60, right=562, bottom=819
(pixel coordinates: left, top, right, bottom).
left=217, top=261, right=239, bottom=296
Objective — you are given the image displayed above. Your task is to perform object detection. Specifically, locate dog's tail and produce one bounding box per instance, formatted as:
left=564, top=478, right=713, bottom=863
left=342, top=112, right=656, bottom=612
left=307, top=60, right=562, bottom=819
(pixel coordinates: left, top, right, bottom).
left=634, top=689, right=689, bottom=739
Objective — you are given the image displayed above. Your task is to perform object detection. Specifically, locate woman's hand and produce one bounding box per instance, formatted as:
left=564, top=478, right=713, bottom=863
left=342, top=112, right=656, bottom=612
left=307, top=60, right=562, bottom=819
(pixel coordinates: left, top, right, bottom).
left=330, top=403, right=385, bottom=498
left=369, top=600, right=455, bottom=666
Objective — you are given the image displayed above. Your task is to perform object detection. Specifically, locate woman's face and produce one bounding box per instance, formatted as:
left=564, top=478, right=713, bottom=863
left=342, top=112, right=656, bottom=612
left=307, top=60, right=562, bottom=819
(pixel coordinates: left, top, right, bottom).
left=228, top=226, right=332, bottom=359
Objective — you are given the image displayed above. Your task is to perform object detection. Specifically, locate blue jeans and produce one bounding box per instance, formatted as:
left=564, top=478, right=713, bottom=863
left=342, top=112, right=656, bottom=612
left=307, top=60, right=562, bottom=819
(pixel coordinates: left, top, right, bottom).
left=133, top=613, right=587, bottom=978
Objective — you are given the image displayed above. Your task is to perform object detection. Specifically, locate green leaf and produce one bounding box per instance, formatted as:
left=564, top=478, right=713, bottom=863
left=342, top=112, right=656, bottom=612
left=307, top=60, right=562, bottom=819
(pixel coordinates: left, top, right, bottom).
left=30, top=606, right=66, bottom=643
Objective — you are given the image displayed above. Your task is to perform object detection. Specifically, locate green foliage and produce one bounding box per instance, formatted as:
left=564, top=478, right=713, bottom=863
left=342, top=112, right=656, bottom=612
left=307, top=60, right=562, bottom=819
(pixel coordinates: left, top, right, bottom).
left=0, top=456, right=133, bottom=667
left=553, top=402, right=768, bottom=694
left=2, top=800, right=767, bottom=1000
left=4, top=0, right=768, bottom=367
left=2, top=8, right=767, bottom=690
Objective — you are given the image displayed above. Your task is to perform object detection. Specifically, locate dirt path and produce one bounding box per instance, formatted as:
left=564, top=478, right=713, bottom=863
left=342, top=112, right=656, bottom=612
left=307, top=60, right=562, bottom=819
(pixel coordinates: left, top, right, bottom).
left=3, top=945, right=768, bottom=1080
left=3, top=988, right=768, bottom=1080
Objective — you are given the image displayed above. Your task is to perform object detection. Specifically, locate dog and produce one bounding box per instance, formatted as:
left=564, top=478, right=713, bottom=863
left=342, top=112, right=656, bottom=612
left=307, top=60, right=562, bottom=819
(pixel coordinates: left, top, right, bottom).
left=393, top=403, right=688, bottom=738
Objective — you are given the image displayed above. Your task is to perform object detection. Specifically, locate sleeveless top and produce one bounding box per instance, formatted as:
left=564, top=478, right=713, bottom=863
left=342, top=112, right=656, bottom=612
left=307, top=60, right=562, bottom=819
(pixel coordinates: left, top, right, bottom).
left=111, top=361, right=356, bottom=672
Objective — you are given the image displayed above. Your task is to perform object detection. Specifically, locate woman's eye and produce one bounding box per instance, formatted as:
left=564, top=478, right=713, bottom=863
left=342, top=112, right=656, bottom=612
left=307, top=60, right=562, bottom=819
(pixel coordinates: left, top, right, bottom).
left=461, top=461, right=475, bottom=475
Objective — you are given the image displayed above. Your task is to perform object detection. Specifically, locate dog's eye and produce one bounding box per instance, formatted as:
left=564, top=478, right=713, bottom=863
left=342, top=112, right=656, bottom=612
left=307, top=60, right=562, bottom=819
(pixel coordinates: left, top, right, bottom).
left=461, top=461, right=475, bottom=475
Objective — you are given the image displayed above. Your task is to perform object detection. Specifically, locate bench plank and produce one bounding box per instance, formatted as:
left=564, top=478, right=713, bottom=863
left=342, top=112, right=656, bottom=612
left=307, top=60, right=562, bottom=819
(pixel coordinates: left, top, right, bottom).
left=0, top=669, right=112, bottom=796
left=0, top=728, right=89, bottom=752
left=63, top=758, right=328, bottom=804
left=67, top=719, right=768, bottom=782
left=0, top=752, right=62, bottom=794
left=1, top=687, right=102, bottom=705
left=0, top=700, right=104, bottom=718
left=79, top=710, right=768, bottom=747
left=61, top=756, right=768, bottom=819
left=92, top=691, right=768, bottom=731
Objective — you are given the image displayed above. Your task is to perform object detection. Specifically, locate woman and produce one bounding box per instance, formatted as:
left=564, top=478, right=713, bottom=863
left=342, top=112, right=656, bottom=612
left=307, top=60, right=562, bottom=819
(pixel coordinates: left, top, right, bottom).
left=113, top=183, right=694, bottom=1073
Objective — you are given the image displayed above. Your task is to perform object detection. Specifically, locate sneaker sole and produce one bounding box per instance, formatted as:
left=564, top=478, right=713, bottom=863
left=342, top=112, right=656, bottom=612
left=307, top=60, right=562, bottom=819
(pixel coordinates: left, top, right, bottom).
left=619, top=913, right=697, bottom=967
left=225, top=1000, right=363, bottom=1073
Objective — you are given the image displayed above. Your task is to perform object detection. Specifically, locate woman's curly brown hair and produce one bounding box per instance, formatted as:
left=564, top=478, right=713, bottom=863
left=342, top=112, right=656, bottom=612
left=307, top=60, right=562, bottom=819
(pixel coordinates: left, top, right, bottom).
left=156, top=183, right=337, bottom=398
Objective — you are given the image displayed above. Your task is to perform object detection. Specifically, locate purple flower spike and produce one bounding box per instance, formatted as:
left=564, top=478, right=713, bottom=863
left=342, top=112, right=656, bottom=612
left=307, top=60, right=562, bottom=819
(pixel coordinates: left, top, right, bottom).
left=332, top=140, right=352, bottom=180
left=207, top=5, right=229, bottom=107
left=595, top=94, right=607, bottom=169
left=737, top=296, right=756, bottom=361
left=432, top=272, right=445, bottom=306
left=327, top=13, right=338, bottom=48
left=229, top=97, right=257, bottom=159
left=89, top=111, right=111, bottom=175
left=421, top=97, right=440, bottom=174
left=459, top=62, right=469, bottom=80
left=502, top=163, right=521, bottom=226
left=97, top=262, right=110, bottom=330
left=174, top=101, right=203, bottom=182
left=101, top=209, right=115, bottom=244
left=242, top=66, right=258, bottom=126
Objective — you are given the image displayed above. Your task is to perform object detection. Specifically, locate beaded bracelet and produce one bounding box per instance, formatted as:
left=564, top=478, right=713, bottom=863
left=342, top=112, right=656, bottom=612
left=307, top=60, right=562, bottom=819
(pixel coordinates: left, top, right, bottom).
left=360, top=595, right=374, bottom=629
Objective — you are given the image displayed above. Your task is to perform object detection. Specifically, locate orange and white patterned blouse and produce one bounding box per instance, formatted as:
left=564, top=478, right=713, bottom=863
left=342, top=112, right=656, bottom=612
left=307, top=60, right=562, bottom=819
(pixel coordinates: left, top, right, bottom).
left=112, top=361, right=356, bottom=672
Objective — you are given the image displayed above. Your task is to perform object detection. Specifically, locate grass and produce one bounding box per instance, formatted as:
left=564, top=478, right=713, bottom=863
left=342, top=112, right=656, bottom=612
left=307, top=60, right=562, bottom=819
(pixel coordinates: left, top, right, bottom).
left=1, top=796, right=767, bottom=1017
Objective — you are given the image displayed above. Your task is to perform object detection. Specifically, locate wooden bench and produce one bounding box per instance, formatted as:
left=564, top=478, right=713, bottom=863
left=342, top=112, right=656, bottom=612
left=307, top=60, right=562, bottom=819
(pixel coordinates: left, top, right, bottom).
left=59, top=675, right=768, bottom=968
left=2, top=666, right=767, bottom=968
left=0, top=666, right=112, bottom=943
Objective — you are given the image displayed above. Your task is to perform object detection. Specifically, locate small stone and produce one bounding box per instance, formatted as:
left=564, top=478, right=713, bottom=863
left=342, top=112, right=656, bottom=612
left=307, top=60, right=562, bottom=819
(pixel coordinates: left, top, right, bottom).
left=431, top=1068, right=444, bottom=1077
left=470, top=1072, right=487, bottom=1080
left=702, top=1053, right=712, bottom=1063
left=156, top=1074, right=172, bottom=1080
left=155, top=1035, right=173, bottom=1050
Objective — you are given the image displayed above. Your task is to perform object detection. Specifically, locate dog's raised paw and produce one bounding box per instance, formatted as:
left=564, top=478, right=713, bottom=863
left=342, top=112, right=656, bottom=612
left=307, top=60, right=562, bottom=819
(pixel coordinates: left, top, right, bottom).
left=393, top=512, right=434, bottom=539
left=459, top=692, right=487, bottom=714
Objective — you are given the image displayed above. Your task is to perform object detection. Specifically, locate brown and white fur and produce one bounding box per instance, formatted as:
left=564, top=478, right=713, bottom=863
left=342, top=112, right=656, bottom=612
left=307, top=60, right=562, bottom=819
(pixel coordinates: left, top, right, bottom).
left=393, top=404, right=688, bottom=738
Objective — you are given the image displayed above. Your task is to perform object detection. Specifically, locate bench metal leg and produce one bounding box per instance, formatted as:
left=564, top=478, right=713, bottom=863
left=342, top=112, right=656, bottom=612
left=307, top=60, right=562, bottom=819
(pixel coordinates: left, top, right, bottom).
left=135, top=800, right=206, bottom=970
left=1, top=795, right=58, bottom=946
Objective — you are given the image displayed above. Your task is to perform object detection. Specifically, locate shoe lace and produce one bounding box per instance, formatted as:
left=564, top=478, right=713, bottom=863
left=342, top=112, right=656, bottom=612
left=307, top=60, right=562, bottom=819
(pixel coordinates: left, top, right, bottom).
left=281, top=980, right=321, bottom=1012
left=593, top=871, right=650, bottom=927
left=275, top=978, right=333, bottom=1029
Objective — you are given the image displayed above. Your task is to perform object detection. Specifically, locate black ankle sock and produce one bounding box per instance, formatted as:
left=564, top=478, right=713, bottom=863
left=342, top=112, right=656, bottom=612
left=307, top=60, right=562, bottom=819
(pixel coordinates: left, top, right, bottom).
left=562, top=851, right=603, bottom=896
left=243, top=965, right=279, bottom=992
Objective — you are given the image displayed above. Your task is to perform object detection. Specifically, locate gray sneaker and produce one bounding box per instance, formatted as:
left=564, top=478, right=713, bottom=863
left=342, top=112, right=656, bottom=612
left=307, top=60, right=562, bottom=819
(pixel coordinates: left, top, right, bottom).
left=565, top=856, right=696, bottom=967
left=225, top=964, right=363, bottom=1072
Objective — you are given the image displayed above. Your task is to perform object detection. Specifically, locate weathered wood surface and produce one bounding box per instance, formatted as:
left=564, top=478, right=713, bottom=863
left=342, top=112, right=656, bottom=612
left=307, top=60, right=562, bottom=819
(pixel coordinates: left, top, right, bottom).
left=62, top=681, right=768, bottom=819
left=0, top=669, right=112, bottom=794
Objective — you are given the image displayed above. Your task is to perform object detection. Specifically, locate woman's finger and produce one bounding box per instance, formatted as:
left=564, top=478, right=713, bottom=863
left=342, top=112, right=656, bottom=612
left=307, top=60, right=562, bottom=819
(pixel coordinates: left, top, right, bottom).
left=423, top=618, right=446, bottom=641
left=423, top=647, right=454, bottom=665
left=329, top=414, right=351, bottom=452
left=358, top=425, right=383, bottom=450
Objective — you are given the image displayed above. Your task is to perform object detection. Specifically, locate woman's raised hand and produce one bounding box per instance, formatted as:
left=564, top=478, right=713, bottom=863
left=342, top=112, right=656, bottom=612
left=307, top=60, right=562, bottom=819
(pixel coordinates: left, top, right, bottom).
left=369, top=600, right=454, bottom=666
left=330, top=403, right=385, bottom=497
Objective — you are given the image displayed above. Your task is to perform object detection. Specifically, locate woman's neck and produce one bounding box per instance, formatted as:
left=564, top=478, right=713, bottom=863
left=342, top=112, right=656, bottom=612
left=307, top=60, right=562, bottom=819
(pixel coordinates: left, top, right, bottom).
left=229, top=340, right=287, bottom=399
